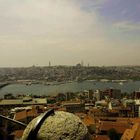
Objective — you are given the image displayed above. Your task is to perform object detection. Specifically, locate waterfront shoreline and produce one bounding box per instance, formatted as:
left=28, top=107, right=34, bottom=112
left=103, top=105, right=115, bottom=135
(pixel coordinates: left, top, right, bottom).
left=0, top=81, right=139, bottom=97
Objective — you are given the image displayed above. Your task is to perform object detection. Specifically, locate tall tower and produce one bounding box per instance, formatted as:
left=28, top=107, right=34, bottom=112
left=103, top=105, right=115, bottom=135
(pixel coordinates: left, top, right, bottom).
left=49, top=61, right=51, bottom=67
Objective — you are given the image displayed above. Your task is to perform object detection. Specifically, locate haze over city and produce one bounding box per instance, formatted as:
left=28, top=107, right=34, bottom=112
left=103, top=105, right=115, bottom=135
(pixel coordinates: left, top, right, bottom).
left=0, top=0, right=140, bottom=67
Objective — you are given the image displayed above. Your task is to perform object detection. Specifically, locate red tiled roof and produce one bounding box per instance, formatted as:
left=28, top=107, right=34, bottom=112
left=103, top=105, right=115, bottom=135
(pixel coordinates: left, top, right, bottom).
left=100, top=121, right=130, bottom=134
left=94, top=135, right=109, bottom=140
left=83, top=115, right=95, bottom=126
left=134, top=123, right=140, bottom=140
left=12, top=130, right=24, bottom=138
left=15, top=109, right=37, bottom=121
left=57, top=107, right=66, bottom=111
left=121, top=123, right=140, bottom=140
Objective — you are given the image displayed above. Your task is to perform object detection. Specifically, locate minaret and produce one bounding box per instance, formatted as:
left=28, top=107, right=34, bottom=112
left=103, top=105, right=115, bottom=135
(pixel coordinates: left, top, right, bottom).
left=49, top=61, right=51, bottom=67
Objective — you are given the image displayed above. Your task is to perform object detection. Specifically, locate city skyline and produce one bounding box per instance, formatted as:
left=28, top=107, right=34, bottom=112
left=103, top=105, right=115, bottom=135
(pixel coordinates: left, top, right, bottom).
left=0, top=0, right=140, bottom=67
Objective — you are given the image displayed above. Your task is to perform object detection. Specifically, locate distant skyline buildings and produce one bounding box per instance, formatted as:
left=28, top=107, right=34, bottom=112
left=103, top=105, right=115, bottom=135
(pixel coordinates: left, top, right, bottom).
left=0, top=0, right=139, bottom=67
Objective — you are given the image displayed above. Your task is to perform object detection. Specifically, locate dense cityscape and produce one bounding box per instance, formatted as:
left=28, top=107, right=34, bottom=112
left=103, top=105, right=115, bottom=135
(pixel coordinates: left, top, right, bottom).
left=0, top=65, right=140, bottom=140
left=0, top=65, right=140, bottom=82
left=0, top=0, right=140, bottom=139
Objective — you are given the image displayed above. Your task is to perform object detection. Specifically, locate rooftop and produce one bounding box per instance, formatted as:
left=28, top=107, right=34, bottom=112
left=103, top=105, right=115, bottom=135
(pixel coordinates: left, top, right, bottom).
left=0, top=98, right=47, bottom=105
left=121, top=123, right=140, bottom=140
left=99, top=121, right=130, bottom=134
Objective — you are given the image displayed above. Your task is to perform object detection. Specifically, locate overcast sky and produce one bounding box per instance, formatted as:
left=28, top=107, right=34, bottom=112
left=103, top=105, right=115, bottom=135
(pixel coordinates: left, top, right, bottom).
left=0, top=0, right=140, bottom=67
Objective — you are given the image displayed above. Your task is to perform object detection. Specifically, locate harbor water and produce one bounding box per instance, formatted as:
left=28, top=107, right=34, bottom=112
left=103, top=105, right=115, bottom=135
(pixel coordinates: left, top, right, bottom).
left=0, top=81, right=140, bottom=97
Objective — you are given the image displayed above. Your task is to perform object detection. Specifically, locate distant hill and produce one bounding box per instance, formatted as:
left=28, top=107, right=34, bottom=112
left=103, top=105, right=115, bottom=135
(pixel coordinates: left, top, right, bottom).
left=0, top=65, right=139, bottom=82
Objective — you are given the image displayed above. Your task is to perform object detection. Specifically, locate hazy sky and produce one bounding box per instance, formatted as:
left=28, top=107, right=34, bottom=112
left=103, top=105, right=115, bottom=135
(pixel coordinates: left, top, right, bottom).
left=0, top=0, right=140, bottom=67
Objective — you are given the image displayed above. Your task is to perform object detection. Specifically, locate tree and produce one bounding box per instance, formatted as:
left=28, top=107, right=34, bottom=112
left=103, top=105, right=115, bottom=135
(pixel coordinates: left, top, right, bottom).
left=107, top=128, right=120, bottom=140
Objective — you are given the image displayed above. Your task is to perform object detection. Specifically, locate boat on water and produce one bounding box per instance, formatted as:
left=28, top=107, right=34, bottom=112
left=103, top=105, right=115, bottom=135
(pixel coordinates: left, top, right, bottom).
left=119, top=82, right=124, bottom=85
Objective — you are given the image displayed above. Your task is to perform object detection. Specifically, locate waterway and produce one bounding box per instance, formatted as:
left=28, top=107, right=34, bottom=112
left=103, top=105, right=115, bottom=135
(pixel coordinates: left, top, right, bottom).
left=0, top=81, right=140, bottom=97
